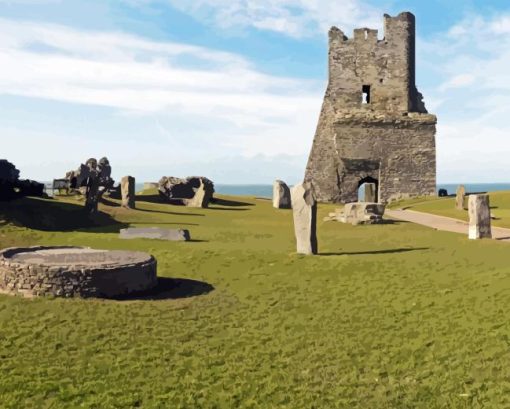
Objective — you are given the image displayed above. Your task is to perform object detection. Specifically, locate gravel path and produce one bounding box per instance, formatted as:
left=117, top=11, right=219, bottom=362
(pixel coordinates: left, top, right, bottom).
left=386, top=209, right=510, bottom=241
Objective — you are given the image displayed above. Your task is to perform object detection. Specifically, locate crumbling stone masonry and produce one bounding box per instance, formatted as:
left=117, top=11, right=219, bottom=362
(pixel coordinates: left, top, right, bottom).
left=0, top=246, right=157, bottom=298
left=305, top=12, right=436, bottom=204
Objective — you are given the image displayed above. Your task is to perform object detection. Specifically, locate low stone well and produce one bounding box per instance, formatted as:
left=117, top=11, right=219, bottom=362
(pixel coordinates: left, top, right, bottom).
left=0, top=246, right=157, bottom=298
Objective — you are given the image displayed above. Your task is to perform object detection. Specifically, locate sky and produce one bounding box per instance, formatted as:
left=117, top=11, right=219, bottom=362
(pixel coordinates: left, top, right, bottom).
left=2, top=0, right=510, bottom=184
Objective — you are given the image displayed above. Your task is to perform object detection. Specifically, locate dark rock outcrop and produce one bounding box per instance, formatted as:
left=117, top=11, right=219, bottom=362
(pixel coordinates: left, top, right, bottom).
left=158, top=176, right=214, bottom=208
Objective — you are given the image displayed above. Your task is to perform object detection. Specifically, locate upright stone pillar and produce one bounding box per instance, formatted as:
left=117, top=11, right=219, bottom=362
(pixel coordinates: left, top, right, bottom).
left=273, top=180, right=291, bottom=209
left=291, top=182, right=318, bottom=255
left=364, top=183, right=377, bottom=203
left=84, top=174, right=99, bottom=214
left=455, top=185, right=465, bottom=210
left=121, top=176, right=135, bottom=209
left=468, top=194, right=491, bottom=239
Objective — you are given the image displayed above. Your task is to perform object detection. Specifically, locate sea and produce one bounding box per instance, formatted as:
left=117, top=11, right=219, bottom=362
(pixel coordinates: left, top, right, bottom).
left=214, top=183, right=510, bottom=198
left=45, top=182, right=510, bottom=199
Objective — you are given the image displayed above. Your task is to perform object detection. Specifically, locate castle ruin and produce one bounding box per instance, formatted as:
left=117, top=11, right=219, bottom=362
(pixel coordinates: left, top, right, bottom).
left=305, top=12, right=436, bottom=204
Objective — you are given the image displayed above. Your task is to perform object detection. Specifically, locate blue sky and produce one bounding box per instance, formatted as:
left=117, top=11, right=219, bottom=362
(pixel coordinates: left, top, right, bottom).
left=2, top=0, right=510, bottom=184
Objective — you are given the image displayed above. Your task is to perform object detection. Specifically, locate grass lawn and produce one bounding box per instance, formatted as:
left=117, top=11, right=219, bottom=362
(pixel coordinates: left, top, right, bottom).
left=390, top=190, right=510, bottom=229
left=1, top=192, right=510, bottom=408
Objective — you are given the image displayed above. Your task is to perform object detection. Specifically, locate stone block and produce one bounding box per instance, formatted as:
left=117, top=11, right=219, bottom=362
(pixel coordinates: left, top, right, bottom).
left=456, top=185, right=465, bottom=210
left=272, top=180, right=291, bottom=209
left=121, top=176, right=135, bottom=209
left=291, top=182, right=318, bottom=255
left=468, top=194, right=491, bottom=239
left=329, top=202, right=385, bottom=225
left=364, top=183, right=377, bottom=203
left=119, top=227, right=190, bottom=241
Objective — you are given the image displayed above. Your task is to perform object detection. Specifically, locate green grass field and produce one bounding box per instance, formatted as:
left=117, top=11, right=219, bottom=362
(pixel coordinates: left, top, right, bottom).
left=1, top=192, right=510, bottom=408
left=390, top=190, right=510, bottom=229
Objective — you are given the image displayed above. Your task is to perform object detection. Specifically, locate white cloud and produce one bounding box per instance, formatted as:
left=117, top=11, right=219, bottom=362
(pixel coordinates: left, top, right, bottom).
left=0, top=18, right=322, bottom=182
left=133, top=0, right=382, bottom=38
left=420, top=13, right=510, bottom=182
left=439, top=73, right=475, bottom=91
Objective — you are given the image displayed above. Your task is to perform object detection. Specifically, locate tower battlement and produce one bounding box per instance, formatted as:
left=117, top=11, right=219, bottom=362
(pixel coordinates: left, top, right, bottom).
left=326, top=12, right=425, bottom=114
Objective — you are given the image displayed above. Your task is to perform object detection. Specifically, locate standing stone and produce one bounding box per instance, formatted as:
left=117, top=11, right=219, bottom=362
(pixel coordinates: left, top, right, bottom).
left=364, top=183, right=377, bottom=203
left=455, top=185, right=465, bottom=210
left=468, top=194, right=492, bottom=239
left=291, top=182, right=318, bottom=255
left=121, top=176, right=135, bottom=209
left=273, top=180, right=291, bottom=209
left=84, top=173, right=99, bottom=214
left=186, top=179, right=211, bottom=208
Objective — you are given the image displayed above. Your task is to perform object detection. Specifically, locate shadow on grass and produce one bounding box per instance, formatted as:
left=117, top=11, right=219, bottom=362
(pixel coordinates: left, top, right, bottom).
left=129, top=221, right=199, bottom=226
left=135, top=194, right=164, bottom=204
left=207, top=207, right=249, bottom=211
left=101, top=197, right=121, bottom=207
left=210, top=197, right=253, bottom=207
left=114, top=277, right=214, bottom=301
left=381, top=219, right=410, bottom=224
left=135, top=207, right=205, bottom=217
left=0, top=197, right=127, bottom=233
left=320, top=247, right=429, bottom=256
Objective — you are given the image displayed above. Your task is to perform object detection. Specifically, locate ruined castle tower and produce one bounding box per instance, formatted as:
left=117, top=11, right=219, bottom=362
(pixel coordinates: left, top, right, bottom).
left=305, top=12, right=436, bottom=203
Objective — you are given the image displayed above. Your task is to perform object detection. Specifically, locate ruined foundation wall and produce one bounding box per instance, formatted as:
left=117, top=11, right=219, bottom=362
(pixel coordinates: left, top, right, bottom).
left=0, top=247, right=157, bottom=298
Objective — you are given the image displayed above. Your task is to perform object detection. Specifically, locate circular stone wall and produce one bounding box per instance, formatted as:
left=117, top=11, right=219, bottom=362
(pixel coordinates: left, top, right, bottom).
left=0, top=246, right=157, bottom=298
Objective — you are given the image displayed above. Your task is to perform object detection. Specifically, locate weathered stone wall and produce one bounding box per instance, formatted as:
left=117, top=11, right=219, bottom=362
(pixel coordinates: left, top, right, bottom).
left=305, top=12, right=436, bottom=203
left=0, top=246, right=157, bottom=298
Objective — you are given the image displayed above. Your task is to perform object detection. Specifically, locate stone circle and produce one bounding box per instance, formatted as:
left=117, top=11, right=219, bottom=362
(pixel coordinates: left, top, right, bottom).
left=0, top=246, right=157, bottom=298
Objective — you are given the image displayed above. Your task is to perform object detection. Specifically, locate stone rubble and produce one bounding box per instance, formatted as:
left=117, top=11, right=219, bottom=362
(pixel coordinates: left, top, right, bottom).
left=325, top=202, right=385, bottom=225
left=158, top=176, right=214, bottom=208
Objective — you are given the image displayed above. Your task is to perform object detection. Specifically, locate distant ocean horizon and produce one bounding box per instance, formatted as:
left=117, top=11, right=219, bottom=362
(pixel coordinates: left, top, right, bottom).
left=46, top=182, right=510, bottom=199
left=142, top=183, right=510, bottom=198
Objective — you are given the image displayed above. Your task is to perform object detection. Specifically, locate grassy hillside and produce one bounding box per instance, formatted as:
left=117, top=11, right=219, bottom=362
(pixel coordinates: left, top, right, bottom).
left=1, top=193, right=510, bottom=408
left=390, top=190, right=510, bottom=229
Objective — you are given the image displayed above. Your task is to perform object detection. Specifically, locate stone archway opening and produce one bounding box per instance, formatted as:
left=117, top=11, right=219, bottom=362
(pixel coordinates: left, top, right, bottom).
left=357, top=176, right=379, bottom=203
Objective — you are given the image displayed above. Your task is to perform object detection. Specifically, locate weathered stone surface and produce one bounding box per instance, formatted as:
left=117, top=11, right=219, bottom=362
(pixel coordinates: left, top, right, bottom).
left=84, top=173, right=99, bottom=214
left=325, top=202, right=385, bottom=225
left=98, top=157, right=114, bottom=190
left=468, top=194, right=492, bottom=239
left=0, top=160, right=44, bottom=199
left=63, top=157, right=116, bottom=211
left=291, top=182, right=318, bottom=255
left=158, top=176, right=214, bottom=208
left=64, top=156, right=114, bottom=193
left=272, top=180, right=291, bottom=209
left=363, top=183, right=377, bottom=203
left=143, top=182, right=159, bottom=191
left=121, top=176, right=135, bottom=209
left=120, top=227, right=190, bottom=241
left=0, top=246, right=157, bottom=298
left=305, top=12, right=436, bottom=204
left=455, top=185, right=465, bottom=210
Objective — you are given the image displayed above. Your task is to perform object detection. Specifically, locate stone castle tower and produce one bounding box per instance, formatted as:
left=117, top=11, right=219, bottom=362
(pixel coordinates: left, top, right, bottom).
left=305, top=12, right=436, bottom=203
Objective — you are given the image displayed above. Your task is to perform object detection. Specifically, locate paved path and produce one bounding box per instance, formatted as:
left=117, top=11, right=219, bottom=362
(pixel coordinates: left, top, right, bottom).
left=386, top=209, right=510, bottom=241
